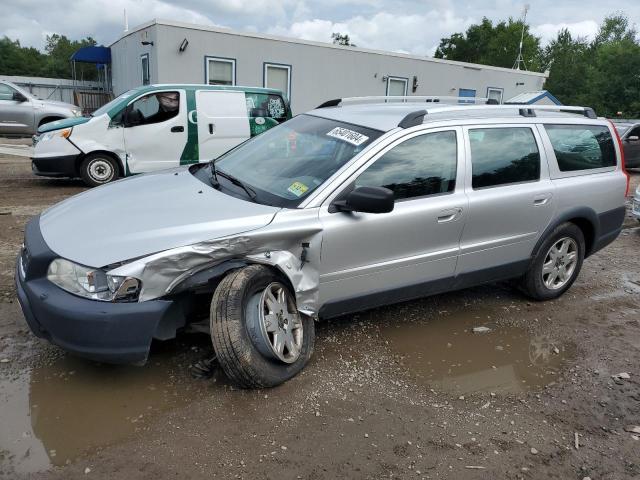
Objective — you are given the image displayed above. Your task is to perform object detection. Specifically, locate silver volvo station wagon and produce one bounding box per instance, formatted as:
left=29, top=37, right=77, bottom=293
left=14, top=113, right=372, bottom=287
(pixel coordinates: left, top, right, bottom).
left=15, top=97, right=629, bottom=388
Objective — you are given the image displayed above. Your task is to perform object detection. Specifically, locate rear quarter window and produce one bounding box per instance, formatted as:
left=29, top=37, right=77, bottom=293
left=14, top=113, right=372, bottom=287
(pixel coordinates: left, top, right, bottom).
left=544, top=124, right=616, bottom=171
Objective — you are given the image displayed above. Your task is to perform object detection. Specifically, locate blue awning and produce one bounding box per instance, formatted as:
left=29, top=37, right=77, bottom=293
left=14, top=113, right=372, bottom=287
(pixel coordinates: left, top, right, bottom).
left=70, top=46, right=111, bottom=64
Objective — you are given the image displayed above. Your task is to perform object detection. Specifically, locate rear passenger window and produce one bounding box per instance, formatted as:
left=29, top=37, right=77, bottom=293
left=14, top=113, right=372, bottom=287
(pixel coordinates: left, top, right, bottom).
left=355, top=130, right=457, bottom=200
left=544, top=125, right=616, bottom=171
left=470, top=127, right=540, bottom=189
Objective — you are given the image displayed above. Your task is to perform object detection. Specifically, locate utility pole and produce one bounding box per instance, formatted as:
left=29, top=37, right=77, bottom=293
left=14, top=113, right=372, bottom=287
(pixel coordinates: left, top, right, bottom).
left=513, top=4, right=530, bottom=70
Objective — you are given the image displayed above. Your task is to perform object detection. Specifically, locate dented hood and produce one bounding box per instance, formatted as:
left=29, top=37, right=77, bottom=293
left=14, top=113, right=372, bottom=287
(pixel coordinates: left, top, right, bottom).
left=39, top=168, right=279, bottom=267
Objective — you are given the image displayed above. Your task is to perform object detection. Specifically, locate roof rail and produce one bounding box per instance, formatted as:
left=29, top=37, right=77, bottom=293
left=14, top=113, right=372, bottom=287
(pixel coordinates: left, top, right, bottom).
left=316, top=95, right=491, bottom=108
left=398, top=110, right=427, bottom=128
left=515, top=105, right=597, bottom=119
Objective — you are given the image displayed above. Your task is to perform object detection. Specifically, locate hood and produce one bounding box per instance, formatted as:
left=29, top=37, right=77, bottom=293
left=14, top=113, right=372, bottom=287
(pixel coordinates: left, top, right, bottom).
left=38, top=116, right=90, bottom=134
left=40, top=168, right=280, bottom=267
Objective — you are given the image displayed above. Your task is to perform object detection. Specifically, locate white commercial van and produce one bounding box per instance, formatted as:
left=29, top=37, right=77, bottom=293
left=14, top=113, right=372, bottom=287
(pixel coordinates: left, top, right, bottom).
left=31, top=84, right=291, bottom=186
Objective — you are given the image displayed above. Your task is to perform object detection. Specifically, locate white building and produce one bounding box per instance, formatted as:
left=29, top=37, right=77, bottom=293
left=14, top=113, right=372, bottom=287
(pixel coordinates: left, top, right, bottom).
left=109, top=19, right=548, bottom=114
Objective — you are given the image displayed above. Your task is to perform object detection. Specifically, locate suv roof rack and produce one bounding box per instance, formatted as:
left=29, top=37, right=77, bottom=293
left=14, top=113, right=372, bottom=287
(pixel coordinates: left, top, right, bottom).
left=514, top=105, right=597, bottom=119
left=316, top=95, right=491, bottom=108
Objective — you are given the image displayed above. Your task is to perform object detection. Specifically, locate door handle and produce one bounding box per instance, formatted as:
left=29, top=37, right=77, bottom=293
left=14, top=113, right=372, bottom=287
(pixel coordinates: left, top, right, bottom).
left=208, top=123, right=215, bottom=134
left=170, top=126, right=184, bottom=132
left=437, top=207, right=463, bottom=223
left=533, top=194, right=552, bottom=206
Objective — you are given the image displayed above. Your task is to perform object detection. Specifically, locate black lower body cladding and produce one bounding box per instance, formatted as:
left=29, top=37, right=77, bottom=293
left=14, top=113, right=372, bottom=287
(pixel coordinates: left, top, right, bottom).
left=14, top=216, right=182, bottom=364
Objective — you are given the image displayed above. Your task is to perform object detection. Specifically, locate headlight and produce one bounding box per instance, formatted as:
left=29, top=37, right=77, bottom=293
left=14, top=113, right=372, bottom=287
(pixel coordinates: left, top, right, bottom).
left=40, top=127, right=72, bottom=142
left=47, top=258, right=141, bottom=302
left=71, top=109, right=82, bottom=117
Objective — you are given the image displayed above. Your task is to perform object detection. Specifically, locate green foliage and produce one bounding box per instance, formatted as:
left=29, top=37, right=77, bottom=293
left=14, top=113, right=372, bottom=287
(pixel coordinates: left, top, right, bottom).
left=0, top=34, right=98, bottom=80
left=436, top=13, right=640, bottom=117
left=331, top=32, right=356, bottom=47
left=434, top=17, right=542, bottom=71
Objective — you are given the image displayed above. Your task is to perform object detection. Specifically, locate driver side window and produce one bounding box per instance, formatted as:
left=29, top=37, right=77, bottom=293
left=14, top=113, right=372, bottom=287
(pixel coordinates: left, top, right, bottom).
left=125, top=91, right=180, bottom=127
left=355, top=130, right=457, bottom=201
left=0, top=84, right=16, bottom=101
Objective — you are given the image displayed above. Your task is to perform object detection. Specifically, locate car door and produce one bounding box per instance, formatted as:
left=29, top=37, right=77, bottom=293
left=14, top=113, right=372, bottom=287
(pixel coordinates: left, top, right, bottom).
left=457, top=124, right=555, bottom=279
left=122, top=89, right=187, bottom=173
left=196, top=90, right=251, bottom=161
left=318, top=127, right=467, bottom=315
left=0, top=83, right=34, bottom=135
left=622, top=125, right=640, bottom=168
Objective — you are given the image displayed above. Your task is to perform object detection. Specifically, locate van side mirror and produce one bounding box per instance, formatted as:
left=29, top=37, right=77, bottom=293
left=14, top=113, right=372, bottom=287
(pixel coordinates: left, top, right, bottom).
left=333, top=186, right=394, bottom=214
left=12, top=91, right=27, bottom=102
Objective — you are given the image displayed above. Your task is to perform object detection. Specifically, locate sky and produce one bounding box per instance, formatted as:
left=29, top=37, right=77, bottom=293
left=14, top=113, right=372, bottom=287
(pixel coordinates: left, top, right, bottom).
left=2, top=0, right=637, bottom=57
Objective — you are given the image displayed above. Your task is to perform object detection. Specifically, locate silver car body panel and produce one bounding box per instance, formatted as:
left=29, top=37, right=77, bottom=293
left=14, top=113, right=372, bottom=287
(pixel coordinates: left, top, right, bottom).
left=35, top=104, right=627, bottom=319
left=0, top=81, right=79, bottom=135
left=40, top=167, right=280, bottom=267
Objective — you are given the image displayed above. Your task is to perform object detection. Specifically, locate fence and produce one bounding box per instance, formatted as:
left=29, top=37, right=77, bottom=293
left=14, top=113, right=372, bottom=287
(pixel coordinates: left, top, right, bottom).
left=0, top=75, right=109, bottom=110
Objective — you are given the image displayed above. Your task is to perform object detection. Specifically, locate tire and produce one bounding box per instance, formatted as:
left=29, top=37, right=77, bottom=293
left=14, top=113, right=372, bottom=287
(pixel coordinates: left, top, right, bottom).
left=520, top=222, right=585, bottom=301
left=210, top=265, right=315, bottom=388
left=80, top=153, right=119, bottom=187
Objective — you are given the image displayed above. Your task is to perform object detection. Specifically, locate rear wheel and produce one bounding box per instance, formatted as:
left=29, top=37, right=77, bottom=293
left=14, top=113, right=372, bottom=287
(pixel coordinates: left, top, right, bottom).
left=210, top=265, right=315, bottom=388
left=80, top=153, right=119, bottom=187
left=520, top=222, right=585, bottom=300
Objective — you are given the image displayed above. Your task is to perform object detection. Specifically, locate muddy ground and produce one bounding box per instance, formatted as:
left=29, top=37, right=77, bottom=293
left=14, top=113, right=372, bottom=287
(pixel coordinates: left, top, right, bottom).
left=0, top=140, right=639, bottom=479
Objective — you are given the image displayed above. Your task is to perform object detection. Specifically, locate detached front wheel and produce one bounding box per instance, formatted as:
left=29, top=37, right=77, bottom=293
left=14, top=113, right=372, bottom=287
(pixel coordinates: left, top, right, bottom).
left=210, top=265, right=315, bottom=388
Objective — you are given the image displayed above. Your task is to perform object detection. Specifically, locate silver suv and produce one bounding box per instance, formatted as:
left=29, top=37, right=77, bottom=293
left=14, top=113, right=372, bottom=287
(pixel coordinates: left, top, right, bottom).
left=15, top=97, right=628, bottom=388
left=0, top=80, right=81, bottom=135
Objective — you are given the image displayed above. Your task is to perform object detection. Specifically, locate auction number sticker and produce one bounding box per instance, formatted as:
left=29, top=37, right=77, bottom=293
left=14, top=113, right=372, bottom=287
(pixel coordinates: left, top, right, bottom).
left=287, top=181, right=309, bottom=197
left=326, top=127, right=369, bottom=146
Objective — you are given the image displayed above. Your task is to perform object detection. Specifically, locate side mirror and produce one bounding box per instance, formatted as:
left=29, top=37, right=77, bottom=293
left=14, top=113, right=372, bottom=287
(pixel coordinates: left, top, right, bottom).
left=12, top=91, right=27, bottom=102
left=627, top=135, right=639, bottom=142
left=333, top=186, right=394, bottom=214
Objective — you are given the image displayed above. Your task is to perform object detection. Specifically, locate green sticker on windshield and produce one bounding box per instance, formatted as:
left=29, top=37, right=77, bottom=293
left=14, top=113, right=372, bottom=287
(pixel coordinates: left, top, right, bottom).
left=287, top=181, right=309, bottom=197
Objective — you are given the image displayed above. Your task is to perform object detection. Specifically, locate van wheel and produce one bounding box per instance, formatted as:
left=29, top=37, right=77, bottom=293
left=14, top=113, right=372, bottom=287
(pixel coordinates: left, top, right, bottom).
left=80, top=153, right=118, bottom=187
left=520, top=222, right=585, bottom=300
left=210, top=265, right=315, bottom=388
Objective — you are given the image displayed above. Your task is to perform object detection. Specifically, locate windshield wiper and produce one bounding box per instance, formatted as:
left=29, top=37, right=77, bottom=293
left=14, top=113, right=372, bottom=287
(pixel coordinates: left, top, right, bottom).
left=208, top=162, right=220, bottom=188
left=216, top=168, right=257, bottom=201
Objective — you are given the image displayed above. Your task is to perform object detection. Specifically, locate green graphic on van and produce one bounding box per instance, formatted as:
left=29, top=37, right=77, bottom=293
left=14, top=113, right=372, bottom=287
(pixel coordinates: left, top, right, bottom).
left=180, top=89, right=199, bottom=165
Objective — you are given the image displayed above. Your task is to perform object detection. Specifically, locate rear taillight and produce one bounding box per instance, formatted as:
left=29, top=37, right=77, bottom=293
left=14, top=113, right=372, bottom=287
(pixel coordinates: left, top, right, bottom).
left=609, top=120, right=629, bottom=196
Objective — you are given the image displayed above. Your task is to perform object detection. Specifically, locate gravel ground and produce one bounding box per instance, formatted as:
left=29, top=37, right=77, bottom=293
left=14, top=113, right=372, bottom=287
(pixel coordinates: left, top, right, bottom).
left=0, top=147, right=639, bottom=480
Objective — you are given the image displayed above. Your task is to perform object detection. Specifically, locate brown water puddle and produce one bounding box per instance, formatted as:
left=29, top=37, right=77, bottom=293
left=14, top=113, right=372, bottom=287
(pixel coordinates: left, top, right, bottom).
left=0, top=349, right=207, bottom=476
left=380, top=308, right=575, bottom=394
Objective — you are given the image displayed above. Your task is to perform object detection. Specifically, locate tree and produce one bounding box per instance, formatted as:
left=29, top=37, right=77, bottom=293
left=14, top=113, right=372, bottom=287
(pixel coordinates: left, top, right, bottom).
left=585, top=15, right=640, bottom=117
left=434, top=17, right=542, bottom=70
left=332, top=32, right=356, bottom=47
left=540, top=29, right=590, bottom=106
left=0, top=34, right=98, bottom=80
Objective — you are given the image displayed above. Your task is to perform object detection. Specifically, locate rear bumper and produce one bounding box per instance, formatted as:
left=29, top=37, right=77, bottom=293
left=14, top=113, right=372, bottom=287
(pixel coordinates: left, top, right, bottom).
left=14, top=216, right=180, bottom=364
left=31, top=154, right=79, bottom=177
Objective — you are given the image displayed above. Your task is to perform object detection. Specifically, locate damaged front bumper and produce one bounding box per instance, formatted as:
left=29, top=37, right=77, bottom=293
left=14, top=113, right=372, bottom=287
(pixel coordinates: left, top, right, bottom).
left=15, top=217, right=182, bottom=364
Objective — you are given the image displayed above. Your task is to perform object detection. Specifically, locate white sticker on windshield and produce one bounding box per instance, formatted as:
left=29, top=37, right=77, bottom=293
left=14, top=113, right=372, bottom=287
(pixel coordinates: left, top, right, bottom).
left=326, top=127, right=369, bottom=146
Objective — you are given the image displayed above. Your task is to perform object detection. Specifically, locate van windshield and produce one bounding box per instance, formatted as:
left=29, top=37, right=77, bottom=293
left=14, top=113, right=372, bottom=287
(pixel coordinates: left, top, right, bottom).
left=91, top=89, right=138, bottom=117
left=213, top=114, right=383, bottom=207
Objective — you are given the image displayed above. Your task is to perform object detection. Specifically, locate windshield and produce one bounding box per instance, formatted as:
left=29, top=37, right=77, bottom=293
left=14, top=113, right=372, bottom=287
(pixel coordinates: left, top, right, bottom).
left=214, top=114, right=383, bottom=207
left=92, top=89, right=138, bottom=117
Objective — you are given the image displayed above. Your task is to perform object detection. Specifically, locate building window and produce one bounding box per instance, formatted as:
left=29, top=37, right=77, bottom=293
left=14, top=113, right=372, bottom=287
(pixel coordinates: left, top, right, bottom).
left=386, top=77, right=408, bottom=96
left=486, top=87, right=504, bottom=104
left=141, top=54, right=150, bottom=85
left=264, top=63, right=291, bottom=99
left=206, top=57, right=236, bottom=86
left=458, top=88, right=476, bottom=104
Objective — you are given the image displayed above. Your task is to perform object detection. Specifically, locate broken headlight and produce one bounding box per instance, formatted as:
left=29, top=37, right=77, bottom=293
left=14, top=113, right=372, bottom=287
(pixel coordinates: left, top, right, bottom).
left=47, top=258, right=141, bottom=302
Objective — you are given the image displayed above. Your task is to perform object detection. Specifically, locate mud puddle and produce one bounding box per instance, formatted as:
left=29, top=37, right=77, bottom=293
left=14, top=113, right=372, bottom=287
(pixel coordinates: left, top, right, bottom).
left=0, top=347, right=209, bottom=476
left=381, top=308, right=575, bottom=395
